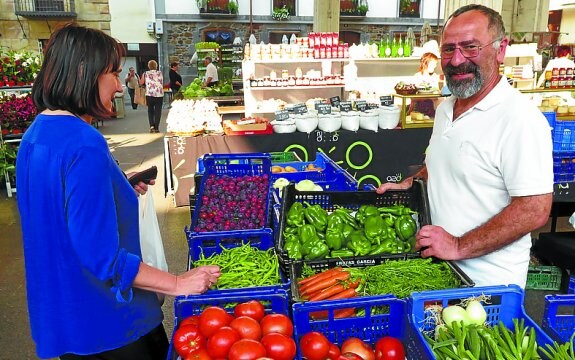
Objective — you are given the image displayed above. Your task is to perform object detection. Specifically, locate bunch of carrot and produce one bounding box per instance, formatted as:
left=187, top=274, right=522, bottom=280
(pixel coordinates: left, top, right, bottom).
left=297, top=267, right=361, bottom=319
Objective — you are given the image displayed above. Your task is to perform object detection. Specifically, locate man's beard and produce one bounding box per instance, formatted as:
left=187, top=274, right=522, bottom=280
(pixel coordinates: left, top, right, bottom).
left=444, top=62, right=483, bottom=99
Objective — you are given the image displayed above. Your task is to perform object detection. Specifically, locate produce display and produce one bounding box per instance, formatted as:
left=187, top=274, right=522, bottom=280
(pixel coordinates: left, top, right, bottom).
left=173, top=300, right=296, bottom=360
left=299, top=332, right=405, bottom=360
left=194, top=173, right=269, bottom=232
left=165, top=99, right=223, bottom=135
left=282, top=203, right=419, bottom=260
left=183, top=78, right=234, bottom=98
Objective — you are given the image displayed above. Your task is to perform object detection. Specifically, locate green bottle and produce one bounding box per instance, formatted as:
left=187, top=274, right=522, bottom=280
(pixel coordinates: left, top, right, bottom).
left=403, top=37, right=412, bottom=57
left=384, top=36, right=392, bottom=57
left=397, top=36, right=404, bottom=57
left=379, top=37, right=386, bottom=58
left=391, top=37, right=398, bottom=58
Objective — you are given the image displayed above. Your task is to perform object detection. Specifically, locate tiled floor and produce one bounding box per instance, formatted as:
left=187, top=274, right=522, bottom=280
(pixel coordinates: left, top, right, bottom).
left=0, top=105, right=572, bottom=359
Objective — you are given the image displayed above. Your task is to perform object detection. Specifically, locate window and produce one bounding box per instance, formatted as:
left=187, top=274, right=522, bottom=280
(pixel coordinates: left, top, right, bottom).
left=399, top=0, right=420, bottom=18
left=202, top=29, right=236, bottom=45
left=339, top=31, right=361, bottom=46
left=272, top=0, right=295, bottom=16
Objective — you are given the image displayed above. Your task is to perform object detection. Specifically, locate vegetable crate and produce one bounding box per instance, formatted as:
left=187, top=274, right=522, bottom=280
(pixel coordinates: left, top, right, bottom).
left=553, top=151, right=575, bottom=183
left=526, top=265, right=563, bottom=291
left=289, top=254, right=474, bottom=302
left=409, top=285, right=554, bottom=359
left=292, top=295, right=431, bottom=359
left=543, top=294, right=575, bottom=350
left=184, top=227, right=290, bottom=293
left=271, top=152, right=358, bottom=190
left=189, top=153, right=273, bottom=236
left=276, top=179, right=431, bottom=275
left=553, top=120, right=575, bottom=152
left=167, top=288, right=290, bottom=360
left=195, top=151, right=300, bottom=174
left=543, top=111, right=556, bottom=129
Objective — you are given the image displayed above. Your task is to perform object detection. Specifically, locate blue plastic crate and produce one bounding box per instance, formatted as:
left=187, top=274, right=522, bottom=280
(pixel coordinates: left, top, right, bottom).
left=409, top=285, right=554, bottom=359
left=271, top=152, right=357, bottom=186
left=292, top=295, right=430, bottom=359
left=553, top=120, right=575, bottom=151
left=543, top=294, right=575, bottom=350
left=570, top=275, right=575, bottom=294
left=190, top=153, right=273, bottom=235
left=553, top=151, right=575, bottom=183
left=167, top=288, right=290, bottom=360
left=544, top=111, right=556, bottom=129
left=196, top=151, right=300, bottom=174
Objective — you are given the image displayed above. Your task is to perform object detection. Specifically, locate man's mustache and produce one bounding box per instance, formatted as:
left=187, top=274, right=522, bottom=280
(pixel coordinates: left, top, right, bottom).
left=444, top=62, right=478, bottom=76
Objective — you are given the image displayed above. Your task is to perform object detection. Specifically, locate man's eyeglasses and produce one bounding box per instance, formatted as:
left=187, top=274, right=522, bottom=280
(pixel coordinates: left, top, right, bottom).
left=441, top=39, right=501, bottom=59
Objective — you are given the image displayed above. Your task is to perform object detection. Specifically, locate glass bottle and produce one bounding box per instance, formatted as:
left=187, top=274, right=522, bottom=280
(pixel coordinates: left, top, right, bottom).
left=391, top=37, right=398, bottom=58
left=384, top=36, right=392, bottom=57
left=397, top=36, right=404, bottom=57
left=403, top=36, right=411, bottom=57
left=379, top=37, right=385, bottom=58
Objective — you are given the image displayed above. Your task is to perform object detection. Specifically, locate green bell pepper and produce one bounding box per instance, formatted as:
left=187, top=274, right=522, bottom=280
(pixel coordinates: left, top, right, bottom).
left=368, top=238, right=397, bottom=255
left=342, top=223, right=355, bottom=243
left=355, top=205, right=380, bottom=225
left=330, top=249, right=355, bottom=258
left=326, top=212, right=344, bottom=232
left=363, top=214, right=385, bottom=241
left=403, top=235, right=417, bottom=253
left=379, top=204, right=416, bottom=216
left=286, top=202, right=305, bottom=227
left=381, top=213, right=396, bottom=227
left=325, top=230, right=344, bottom=250
left=347, top=230, right=372, bottom=256
left=333, top=207, right=359, bottom=229
left=284, top=239, right=303, bottom=259
left=298, top=224, right=317, bottom=243
left=284, top=226, right=299, bottom=235
left=303, top=202, right=328, bottom=233
left=303, top=239, right=330, bottom=260
left=395, top=214, right=417, bottom=241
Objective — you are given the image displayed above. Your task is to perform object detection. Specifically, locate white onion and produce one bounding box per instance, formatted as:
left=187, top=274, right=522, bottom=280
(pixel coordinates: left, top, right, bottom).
left=442, top=305, right=470, bottom=328
left=465, top=300, right=487, bottom=326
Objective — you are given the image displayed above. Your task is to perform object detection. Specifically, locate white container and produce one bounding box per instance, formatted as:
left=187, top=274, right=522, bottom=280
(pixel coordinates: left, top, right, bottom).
left=271, top=120, right=297, bottom=133
left=341, top=111, right=360, bottom=132
left=318, top=113, right=342, bottom=132
left=295, top=113, right=319, bottom=133
left=378, top=106, right=401, bottom=129
left=359, top=110, right=379, bottom=132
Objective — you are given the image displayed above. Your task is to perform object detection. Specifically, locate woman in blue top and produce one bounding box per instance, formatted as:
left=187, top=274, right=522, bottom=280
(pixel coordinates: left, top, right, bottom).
left=16, top=24, right=220, bottom=359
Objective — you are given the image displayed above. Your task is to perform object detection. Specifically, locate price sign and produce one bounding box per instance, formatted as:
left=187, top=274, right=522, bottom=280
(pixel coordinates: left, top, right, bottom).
left=293, top=103, right=308, bottom=114
left=274, top=110, right=290, bottom=121
left=314, top=101, right=327, bottom=110
left=355, top=100, right=367, bottom=112
left=330, top=96, right=341, bottom=107
left=339, top=101, right=352, bottom=112
left=367, top=103, right=379, bottom=110
left=317, top=104, right=332, bottom=115
left=285, top=105, right=295, bottom=113
left=380, top=95, right=393, bottom=106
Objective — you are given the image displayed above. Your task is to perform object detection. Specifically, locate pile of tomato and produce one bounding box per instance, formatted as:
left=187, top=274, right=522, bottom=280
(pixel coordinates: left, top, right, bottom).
left=300, top=332, right=405, bottom=360
left=173, top=300, right=296, bottom=360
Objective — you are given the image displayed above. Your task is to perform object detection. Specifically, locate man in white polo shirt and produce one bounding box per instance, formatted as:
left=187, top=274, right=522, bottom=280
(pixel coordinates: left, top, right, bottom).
left=377, top=4, right=553, bottom=288
left=203, top=56, right=219, bottom=88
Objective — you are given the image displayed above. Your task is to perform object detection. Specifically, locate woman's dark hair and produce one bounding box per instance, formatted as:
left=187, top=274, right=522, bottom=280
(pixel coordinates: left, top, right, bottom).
left=32, top=23, right=124, bottom=119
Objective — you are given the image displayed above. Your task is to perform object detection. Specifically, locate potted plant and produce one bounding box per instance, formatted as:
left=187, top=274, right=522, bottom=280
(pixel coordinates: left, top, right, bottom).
left=0, top=142, right=17, bottom=184
left=357, top=3, right=368, bottom=15
left=272, top=5, right=290, bottom=21
left=227, top=0, right=238, bottom=14
left=0, top=93, right=37, bottom=135
left=196, top=0, right=208, bottom=12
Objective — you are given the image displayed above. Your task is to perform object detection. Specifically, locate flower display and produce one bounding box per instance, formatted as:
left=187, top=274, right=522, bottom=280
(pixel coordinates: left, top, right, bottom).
left=0, top=49, right=42, bottom=87
left=0, top=93, right=37, bottom=135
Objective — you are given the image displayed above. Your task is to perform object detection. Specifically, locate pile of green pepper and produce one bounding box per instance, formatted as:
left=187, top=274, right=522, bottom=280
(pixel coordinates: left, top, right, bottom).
left=282, top=202, right=418, bottom=261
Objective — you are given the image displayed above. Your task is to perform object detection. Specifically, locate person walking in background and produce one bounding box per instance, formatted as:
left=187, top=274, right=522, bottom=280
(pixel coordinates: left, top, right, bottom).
left=124, top=67, right=140, bottom=109
left=17, top=23, right=220, bottom=360
left=377, top=4, right=553, bottom=288
left=202, top=56, right=219, bottom=87
left=169, top=62, right=182, bottom=94
left=139, top=60, right=164, bottom=133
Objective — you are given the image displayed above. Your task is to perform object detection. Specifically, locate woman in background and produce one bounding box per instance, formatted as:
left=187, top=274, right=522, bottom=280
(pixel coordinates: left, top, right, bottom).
left=410, top=52, right=441, bottom=118
left=139, top=60, right=164, bottom=133
left=17, top=24, right=219, bottom=360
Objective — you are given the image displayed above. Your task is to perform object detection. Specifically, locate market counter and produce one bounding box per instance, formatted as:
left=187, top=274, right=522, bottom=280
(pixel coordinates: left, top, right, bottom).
left=164, top=128, right=433, bottom=206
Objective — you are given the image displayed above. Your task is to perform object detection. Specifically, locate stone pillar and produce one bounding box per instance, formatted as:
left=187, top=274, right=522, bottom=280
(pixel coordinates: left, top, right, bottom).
left=313, top=0, right=340, bottom=33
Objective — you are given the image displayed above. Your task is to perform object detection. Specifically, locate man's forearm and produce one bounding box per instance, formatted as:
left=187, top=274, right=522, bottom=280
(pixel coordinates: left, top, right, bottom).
left=456, top=193, right=552, bottom=259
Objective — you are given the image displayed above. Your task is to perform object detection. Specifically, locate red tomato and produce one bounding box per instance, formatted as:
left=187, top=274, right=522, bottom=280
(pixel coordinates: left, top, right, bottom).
left=234, top=300, right=266, bottom=322
left=260, top=333, right=297, bottom=360
left=230, top=316, right=262, bottom=340
left=341, top=338, right=375, bottom=360
left=180, top=315, right=201, bottom=328
left=199, top=306, right=233, bottom=338
left=173, top=325, right=207, bottom=357
left=184, top=348, right=211, bottom=360
left=327, top=342, right=341, bottom=360
left=339, top=352, right=364, bottom=360
left=228, top=339, right=267, bottom=360
left=374, top=336, right=405, bottom=360
left=299, top=332, right=330, bottom=360
left=260, top=313, right=293, bottom=337
left=206, top=326, right=241, bottom=359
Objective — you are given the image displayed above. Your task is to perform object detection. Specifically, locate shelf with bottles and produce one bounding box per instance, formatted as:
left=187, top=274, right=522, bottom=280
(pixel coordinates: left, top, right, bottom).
left=393, top=92, right=448, bottom=129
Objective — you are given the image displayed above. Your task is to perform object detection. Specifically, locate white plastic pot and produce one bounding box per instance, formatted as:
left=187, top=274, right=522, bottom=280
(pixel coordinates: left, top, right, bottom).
left=378, top=106, right=401, bottom=129
left=341, top=111, right=360, bottom=132
left=294, top=113, right=319, bottom=133
left=271, top=120, right=297, bottom=133
left=318, top=113, right=342, bottom=132
left=359, top=111, right=379, bottom=132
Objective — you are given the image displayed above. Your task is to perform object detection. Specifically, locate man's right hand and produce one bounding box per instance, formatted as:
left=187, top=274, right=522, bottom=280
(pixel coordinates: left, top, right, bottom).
left=376, top=177, right=414, bottom=194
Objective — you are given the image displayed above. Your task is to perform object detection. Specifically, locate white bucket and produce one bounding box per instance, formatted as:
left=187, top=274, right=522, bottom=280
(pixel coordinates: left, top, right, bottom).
left=378, top=106, right=401, bottom=129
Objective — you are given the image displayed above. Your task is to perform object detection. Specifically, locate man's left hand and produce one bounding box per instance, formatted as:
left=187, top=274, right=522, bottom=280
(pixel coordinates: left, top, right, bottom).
left=416, top=225, right=460, bottom=260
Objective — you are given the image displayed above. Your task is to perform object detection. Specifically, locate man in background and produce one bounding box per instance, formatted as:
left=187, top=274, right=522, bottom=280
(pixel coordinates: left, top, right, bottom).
left=203, top=56, right=219, bottom=87
left=169, top=62, right=183, bottom=94
left=124, top=67, right=140, bottom=110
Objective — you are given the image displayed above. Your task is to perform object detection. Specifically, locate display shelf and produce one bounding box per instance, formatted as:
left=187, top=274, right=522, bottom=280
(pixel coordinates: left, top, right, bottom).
left=393, top=92, right=448, bottom=129
left=521, top=87, right=575, bottom=94
left=247, top=84, right=345, bottom=91
left=247, top=58, right=347, bottom=64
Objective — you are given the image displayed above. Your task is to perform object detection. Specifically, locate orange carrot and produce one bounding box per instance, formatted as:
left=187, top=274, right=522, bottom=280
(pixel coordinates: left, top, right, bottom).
left=308, top=284, right=346, bottom=301
left=325, top=287, right=356, bottom=300
left=298, top=267, right=343, bottom=287
left=334, top=308, right=356, bottom=319
left=300, top=272, right=351, bottom=297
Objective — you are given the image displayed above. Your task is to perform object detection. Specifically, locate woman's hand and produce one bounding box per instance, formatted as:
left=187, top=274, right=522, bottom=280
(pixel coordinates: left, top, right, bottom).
left=176, top=266, right=221, bottom=295
left=126, top=171, right=155, bottom=195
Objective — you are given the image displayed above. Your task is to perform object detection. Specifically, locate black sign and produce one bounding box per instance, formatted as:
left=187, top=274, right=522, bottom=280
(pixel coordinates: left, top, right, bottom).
left=367, top=103, right=379, bottom=110
left=380, top=95, right=393, bottom=106
left=274, top=110, right=290, bottom=121
left=285, top=105, right=295, bottom=113
left=330, top=96, right=341, bottom=107
left=355, top=100, right=367, bottom=112
left=317, top=104, right=332, bottom=115
left=314, top=101, right=327, bottom=111
left=339, top=101, right=352, bottom=112
left=293, top=103, right=308, bottom=114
